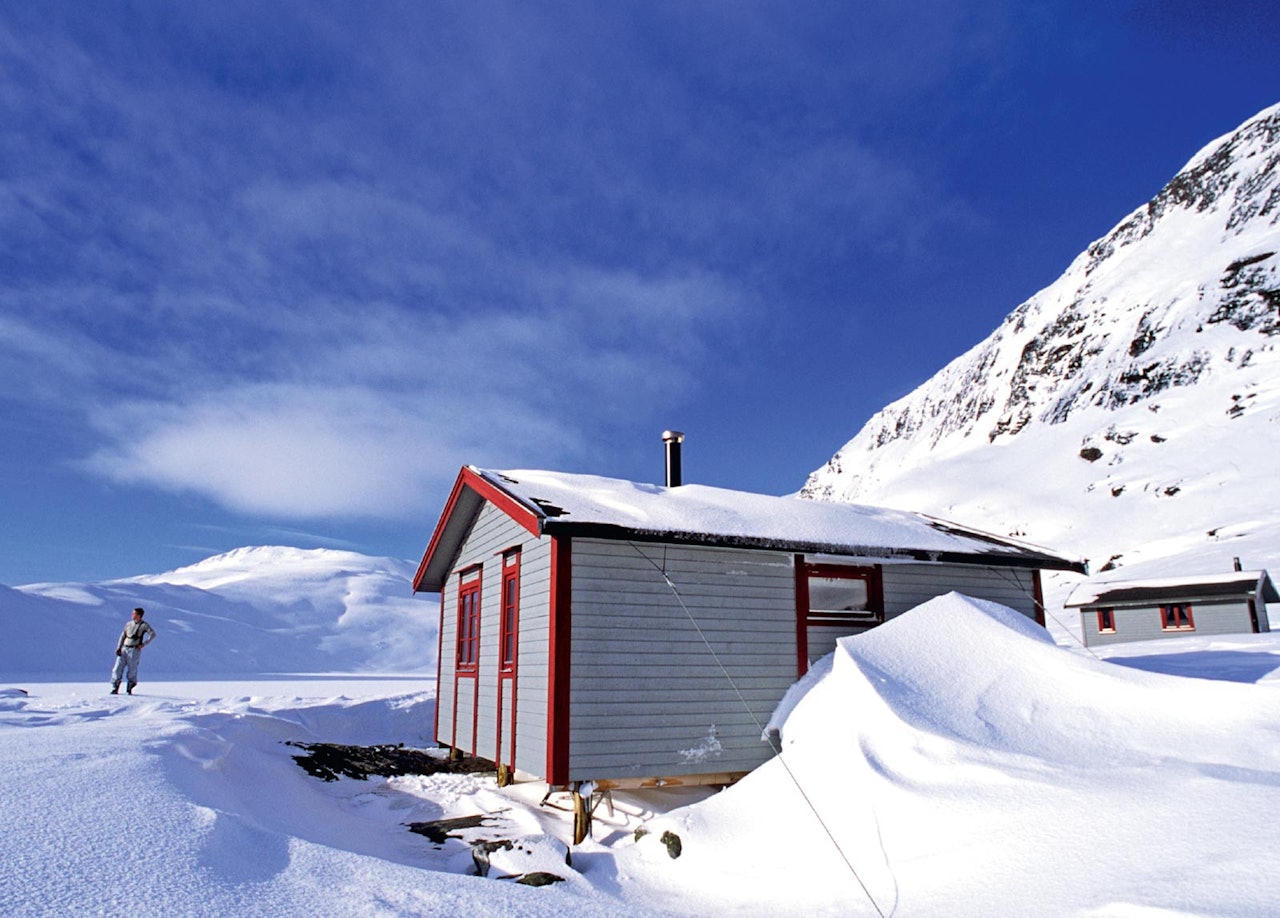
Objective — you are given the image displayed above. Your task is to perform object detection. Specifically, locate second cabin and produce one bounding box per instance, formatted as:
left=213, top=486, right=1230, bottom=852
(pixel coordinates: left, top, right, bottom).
left=1067, top=568, right=1277, bottom=647
left=412, top=442, right=1084, bottom=800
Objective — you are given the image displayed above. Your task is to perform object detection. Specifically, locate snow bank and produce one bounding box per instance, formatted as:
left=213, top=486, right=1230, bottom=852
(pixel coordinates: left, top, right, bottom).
left=624, top=593, right=1280, bottom=916
left=0, top=683, right=632, bottom=917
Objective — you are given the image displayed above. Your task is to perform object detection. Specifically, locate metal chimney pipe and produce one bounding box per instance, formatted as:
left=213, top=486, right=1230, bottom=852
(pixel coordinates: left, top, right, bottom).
left=662, top=430, right=685, bottom=487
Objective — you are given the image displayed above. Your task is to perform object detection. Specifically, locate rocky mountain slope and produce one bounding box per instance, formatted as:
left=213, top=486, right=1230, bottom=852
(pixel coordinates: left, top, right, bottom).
left=802, top=102, right=1280, bottom=600
left=3, top=546, right=435, bottom=676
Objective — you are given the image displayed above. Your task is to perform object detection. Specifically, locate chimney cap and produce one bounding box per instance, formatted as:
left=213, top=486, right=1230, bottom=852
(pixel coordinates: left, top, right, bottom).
left=662, top=430, right=685, bottom=443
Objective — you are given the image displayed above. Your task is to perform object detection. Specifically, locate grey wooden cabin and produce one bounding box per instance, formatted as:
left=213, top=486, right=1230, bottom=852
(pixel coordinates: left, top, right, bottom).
left=1067, top=570, right=1277, bottom=648
left=413, top=466, right=1083, bottom=791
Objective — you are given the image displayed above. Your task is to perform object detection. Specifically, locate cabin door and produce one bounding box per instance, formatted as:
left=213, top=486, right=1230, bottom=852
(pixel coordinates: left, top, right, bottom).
left=494, top=549, right=520, bottom=777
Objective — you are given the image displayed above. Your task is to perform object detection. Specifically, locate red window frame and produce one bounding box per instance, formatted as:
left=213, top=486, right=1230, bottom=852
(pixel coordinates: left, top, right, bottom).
left=1097, top=608, right=1115, bottom=633
left=499, top=549, right=520, bottom=673
left=795, top=560, right=885, bottom=676
left=803, top=563, right=884, bottom=627
left=1160, top=603, right=1195, bottom=631
left=456, top=566, right=482, bottom=672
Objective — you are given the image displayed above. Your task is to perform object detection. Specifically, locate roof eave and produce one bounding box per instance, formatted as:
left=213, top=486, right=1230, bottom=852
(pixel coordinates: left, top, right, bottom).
left=412, top=467, right=544, bottom=593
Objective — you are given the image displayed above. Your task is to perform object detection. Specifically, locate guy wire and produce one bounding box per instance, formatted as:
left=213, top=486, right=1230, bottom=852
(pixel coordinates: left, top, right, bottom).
left=628, top=542, right=892, bottom=918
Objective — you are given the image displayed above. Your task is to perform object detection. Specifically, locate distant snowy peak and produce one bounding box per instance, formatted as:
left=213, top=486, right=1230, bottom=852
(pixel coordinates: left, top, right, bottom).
left=10, top=545, right=432, bottom=675
left=804, top=102, right=1280, bottom=505
left=128, top=545, right=414, bottom=591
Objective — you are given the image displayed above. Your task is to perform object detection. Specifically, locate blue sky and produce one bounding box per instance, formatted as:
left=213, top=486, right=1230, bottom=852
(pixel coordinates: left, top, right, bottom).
left=2, top=2, right=1277, bottom=584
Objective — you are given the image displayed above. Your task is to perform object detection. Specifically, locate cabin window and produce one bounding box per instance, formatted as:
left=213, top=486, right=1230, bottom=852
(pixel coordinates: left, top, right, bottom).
left=499, top=550, right=520, bottom=673
left=804, top=564, right=883, bottom=626
left=456, top=567, right=481, bottom=671
left=1160, top=603, right=1195, bottom=631
left=1097, top=608, right=1115, bottom=633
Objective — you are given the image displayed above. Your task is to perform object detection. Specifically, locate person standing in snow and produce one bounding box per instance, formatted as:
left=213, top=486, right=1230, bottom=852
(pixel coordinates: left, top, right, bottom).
left=111, top=607, right=156, bottom=695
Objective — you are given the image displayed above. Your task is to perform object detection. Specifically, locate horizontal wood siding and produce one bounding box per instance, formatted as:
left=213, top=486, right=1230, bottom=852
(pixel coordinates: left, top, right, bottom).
left=806, top=623, right=877, bottom=661
left=881, top=563, right=1039, bottom=620
left=453, top=678, right=476, bottom=749
left=1083, top=601, right=1253, bottom=647
left=567, top=540, right=796, bottom=781
left=437, top=500, right=550, bottom=767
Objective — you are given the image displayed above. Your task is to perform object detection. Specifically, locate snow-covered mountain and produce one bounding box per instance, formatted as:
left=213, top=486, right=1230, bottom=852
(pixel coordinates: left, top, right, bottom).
left=803, top=102, right=1280, bottom=596
left=2, top=546, right=435, bottom=677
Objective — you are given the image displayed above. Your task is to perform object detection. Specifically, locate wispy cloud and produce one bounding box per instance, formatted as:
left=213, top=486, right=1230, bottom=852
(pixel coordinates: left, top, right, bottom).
left=78, top=257, right=746, bottom=518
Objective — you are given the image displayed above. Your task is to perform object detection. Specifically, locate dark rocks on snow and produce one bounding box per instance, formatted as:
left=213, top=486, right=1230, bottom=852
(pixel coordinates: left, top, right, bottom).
left=287, top=741, right=491, bottom=782
left=660, top=830, right=683, bottom=859
left=1208, top=251, right=1279, bottom=336
left=517, top=872, right=566, bottom=887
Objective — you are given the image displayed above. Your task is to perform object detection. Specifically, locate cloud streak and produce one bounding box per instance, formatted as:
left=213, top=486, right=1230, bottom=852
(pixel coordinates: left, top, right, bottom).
left=77, top=257, right=747, bottom=519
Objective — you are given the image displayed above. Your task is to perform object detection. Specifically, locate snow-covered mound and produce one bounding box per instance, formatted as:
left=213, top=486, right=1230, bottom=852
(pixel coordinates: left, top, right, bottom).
left=626, top=593, right=1280, bottom=915
left=802, top=102, right=1280, bottom=594
left=3, top=546, right=435, bottom=677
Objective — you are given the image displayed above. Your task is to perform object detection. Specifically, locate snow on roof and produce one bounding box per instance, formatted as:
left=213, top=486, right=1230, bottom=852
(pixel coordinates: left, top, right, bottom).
left=475, top=467, right=1081, bottom=569
left=1065, top=569, right=1279, bottom=608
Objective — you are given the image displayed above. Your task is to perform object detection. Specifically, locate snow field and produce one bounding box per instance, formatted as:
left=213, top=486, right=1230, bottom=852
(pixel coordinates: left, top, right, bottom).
left=4, top=593, right=1280, bottom=916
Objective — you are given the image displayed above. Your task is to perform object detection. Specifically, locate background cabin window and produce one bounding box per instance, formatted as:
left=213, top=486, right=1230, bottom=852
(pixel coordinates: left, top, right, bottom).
left=456, top=567, right=481, bottom=671
left=1097, top=608, right=1115, bottom=633
left=499, top=550, right=519, bottom=672
left=805, top=565, right=882, bottom=625
left=1160, top=603, right=1194, bottom=631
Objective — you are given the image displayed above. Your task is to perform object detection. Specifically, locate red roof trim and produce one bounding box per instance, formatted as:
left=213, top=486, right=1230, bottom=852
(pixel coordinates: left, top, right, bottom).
left=412, top=467, right=542, bottom=592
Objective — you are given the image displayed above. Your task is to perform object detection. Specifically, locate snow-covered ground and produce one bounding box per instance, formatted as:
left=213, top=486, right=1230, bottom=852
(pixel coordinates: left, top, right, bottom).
left=5, top=594, right=1278, bottom=916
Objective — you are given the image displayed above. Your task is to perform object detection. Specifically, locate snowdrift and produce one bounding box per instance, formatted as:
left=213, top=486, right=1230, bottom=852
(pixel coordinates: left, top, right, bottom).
left=626, top=593, right=1280, bottom=916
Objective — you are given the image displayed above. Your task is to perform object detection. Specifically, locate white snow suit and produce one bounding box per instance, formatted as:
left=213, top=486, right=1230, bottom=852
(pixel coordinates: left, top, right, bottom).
left=111, top=619, right=156, bottom=690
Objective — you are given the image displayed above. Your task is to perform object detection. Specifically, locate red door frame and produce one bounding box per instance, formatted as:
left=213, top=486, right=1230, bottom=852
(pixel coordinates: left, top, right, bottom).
left=494, top=548, right=521, bottom=771
left=452, top=565, right=481, bottom=754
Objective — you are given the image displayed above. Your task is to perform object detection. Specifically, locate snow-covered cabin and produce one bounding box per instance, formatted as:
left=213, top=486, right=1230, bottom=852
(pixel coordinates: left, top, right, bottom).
left=412, top=464, right=1083, bottom=796
left=1067, top=570, right=1277, bottom=648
